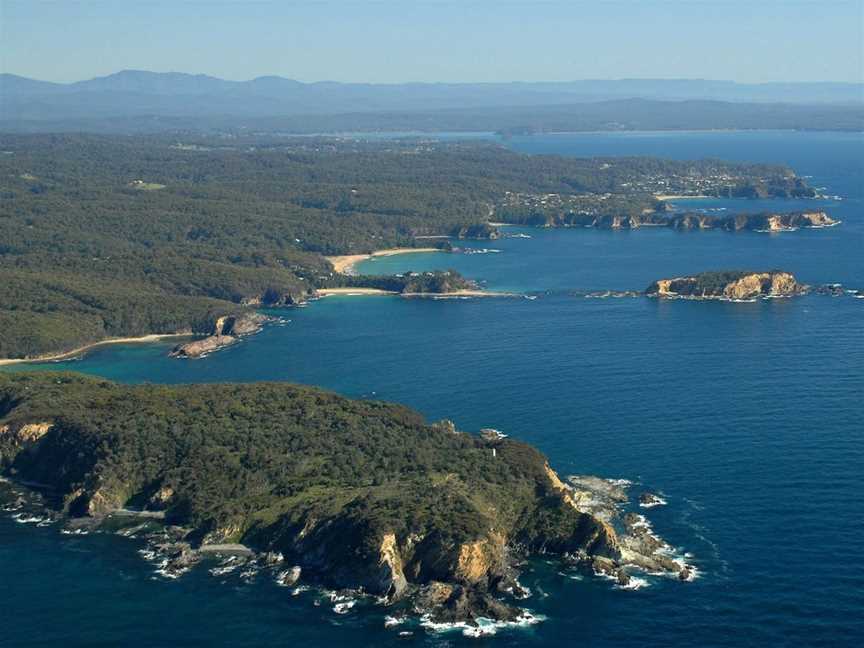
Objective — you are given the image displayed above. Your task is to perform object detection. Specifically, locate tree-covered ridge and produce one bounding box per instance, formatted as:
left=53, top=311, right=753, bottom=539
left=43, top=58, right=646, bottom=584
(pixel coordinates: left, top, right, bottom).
left=0, top=134, right=814, bottom=358
left=0, top=372, right=618, bottom=620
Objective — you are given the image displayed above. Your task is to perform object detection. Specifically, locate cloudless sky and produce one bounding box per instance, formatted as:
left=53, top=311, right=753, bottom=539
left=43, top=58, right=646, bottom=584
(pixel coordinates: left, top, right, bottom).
left=1, top=0, right=862, bottom=83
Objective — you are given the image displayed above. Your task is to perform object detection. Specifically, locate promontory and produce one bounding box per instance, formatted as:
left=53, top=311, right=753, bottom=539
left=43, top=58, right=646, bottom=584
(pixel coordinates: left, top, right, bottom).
left=0, top=372, right=694, bottom=625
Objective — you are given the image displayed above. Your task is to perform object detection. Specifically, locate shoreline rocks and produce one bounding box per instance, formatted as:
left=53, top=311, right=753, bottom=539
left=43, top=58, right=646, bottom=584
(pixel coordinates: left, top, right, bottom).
left=170, top=312, right=270, bottom=358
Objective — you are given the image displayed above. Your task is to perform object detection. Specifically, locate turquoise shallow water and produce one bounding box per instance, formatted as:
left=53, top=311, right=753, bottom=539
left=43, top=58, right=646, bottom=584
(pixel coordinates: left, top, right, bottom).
left=2, top=131, right=863, bottom=647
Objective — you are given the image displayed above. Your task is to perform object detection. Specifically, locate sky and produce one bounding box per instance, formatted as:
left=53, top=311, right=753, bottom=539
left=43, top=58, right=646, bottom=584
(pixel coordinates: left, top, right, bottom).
left=1, top=0, right=862, bottom=84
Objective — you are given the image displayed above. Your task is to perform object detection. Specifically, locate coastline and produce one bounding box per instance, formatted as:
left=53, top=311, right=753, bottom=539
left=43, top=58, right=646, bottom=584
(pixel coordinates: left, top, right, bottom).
left=653, top=194, right=710, bottom=201
left=0, top=333, right=190, bottom=367
left=317, top=288, right=397, bottom=296
left=318, top=288, right=518, bottom=298
left=402, top=289, right=518, bottom=298
left=0, top=284, right=514, bottom=365
left=325, top=247, right=444, bottom=274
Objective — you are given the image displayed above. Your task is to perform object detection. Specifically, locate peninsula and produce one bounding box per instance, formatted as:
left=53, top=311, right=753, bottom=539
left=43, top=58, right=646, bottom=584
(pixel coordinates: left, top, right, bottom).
left=0, top=372, right=695, bottom=625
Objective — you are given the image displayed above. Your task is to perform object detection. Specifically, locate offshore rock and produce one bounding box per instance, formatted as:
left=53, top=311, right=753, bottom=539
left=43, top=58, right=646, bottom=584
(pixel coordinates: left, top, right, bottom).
left=170, top=312, right=270, bottom=358
left=646, top=271, right=806, bottom=301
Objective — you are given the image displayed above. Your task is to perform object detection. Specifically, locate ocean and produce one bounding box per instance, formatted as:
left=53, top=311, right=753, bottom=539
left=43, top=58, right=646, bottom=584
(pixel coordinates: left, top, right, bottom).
left=2, top=131, right=862, bottom=646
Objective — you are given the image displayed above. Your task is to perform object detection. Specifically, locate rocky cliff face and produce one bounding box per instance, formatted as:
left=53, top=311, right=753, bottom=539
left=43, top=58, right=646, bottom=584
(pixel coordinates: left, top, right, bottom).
left=510, top=210, right=838, bottom=232
left=646, top=271, right=806, bottom=301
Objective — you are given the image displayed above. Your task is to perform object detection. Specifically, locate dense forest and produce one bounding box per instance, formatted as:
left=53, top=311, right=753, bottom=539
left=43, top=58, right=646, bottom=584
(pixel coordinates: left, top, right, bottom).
left=0, top=134, right=812, bottom=358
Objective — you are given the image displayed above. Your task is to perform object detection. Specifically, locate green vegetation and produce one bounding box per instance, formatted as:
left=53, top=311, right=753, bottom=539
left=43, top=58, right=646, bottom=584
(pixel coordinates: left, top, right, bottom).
left=0, top=372, right=601, bottom=595
left=0, top=134, right=813, bottom=358
left=326, top=270, right=476, bottom=294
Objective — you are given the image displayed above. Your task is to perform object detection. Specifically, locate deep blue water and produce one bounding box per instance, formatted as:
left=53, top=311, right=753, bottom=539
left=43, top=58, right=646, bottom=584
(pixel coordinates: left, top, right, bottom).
left=2, top=131, right=862, bottom=647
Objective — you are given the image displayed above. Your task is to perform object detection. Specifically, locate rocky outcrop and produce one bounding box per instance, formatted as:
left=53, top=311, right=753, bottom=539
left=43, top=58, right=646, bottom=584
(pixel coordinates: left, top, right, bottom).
left=669, top=210, right=840, bottom=232
left=646, top=271, right=807, bottom=301
left=171, top=312, right=269, bottom=358
left=0, top=422, right=52, bottom=445
left=450, top=223, right=500, bottom=240
left=512, top=209, right=838, bottom=232
left=377, top=533, right=408, bottom=599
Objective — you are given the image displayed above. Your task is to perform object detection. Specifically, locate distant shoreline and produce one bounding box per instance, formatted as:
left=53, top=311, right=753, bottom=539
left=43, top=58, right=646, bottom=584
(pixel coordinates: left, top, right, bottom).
left=318, top=288, right=517, bottom=298
left=325, top=247, right=444, bottom=274
left=0, top=334, right=189, bottom=367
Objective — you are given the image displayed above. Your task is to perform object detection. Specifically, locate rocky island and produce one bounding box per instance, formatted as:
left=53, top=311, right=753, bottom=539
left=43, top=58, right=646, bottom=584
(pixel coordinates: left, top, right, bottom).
left=0, top=373, right=694, bottom=626
left=646, top=271, right=806, bottom=301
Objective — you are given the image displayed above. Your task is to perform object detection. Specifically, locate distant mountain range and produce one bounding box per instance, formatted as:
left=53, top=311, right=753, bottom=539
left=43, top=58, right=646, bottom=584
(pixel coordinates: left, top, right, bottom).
left=2, top=70, right=862, bottom=133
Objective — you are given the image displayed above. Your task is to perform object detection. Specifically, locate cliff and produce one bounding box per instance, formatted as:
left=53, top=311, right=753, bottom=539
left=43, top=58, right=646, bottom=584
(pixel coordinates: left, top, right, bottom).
left=507, top=210, right=838, bottom=232
left=646, top=271, right=806, bottom=301
left=665, top=210, right=838, bottom=232
left=0, top=373, right=692, bottom=624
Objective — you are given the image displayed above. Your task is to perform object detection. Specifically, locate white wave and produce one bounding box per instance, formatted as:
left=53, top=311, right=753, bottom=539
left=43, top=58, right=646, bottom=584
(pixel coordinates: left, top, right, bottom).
left=154, top=566, right=183, bottom=580
left=61, top=528, right=90, bottom=536
left=629, top=514, right=651, bottom=530
left=607, top=478, right=632, bottom=486
left=209, top=564, right=240, bottom=577
left=639, top=496, right=668, bottom=508
left=384, top=615, right=405, bottom=628
left=614, top=575, right=650, bottom=590
left=462, top=248, right=501, bottom=254
left=12, top=514, right=46, bottom=524
left=421, top=611, right=544, bottom=638
left=291, top=585, right=309, bottom=596
left=333, top=600, right=355, bottom=614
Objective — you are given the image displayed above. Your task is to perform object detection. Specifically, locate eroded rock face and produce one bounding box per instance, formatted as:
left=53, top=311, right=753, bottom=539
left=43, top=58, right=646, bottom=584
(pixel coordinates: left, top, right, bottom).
left=170, top=312, right=269, bottom=358
left=646, top=271, right=806, bottom=301
left=377, top=532, right=408, bottom=599
left=0, top=422, right=52, bottom=445
left=520, top=209, right=837, bottom=233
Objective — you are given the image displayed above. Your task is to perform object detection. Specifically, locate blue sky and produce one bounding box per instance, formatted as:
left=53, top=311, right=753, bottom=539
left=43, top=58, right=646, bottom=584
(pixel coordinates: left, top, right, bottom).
left=2, top=0, right=862, bottom=83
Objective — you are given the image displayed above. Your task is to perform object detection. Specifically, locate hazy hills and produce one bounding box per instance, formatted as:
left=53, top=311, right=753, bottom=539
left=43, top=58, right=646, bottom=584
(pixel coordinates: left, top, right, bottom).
left=2, top=70, right=862, bottom=133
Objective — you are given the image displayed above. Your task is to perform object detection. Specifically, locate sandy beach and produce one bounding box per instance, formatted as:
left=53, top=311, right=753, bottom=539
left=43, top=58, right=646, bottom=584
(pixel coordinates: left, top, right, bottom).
left=0, top=333, right=189, bottom=367
left=402, top=289, right=518, bottom=298
left=317, top=288, right=397, bottom=296
left=654, top=194, right=710, bottom=201
left=326, top=247, right=444, bottom=274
